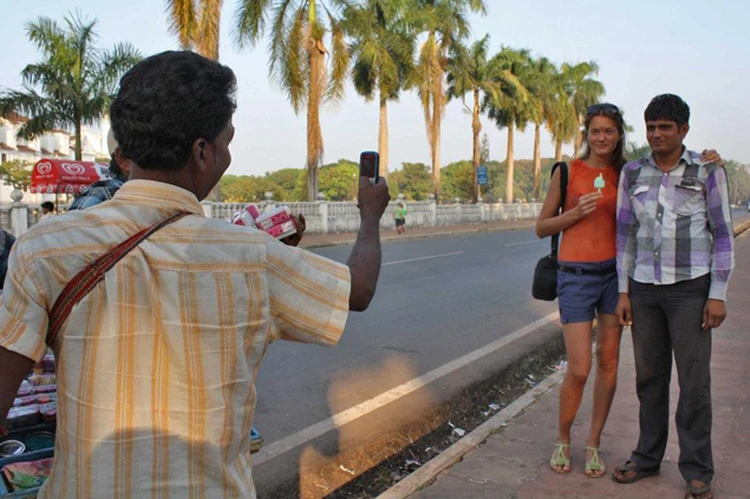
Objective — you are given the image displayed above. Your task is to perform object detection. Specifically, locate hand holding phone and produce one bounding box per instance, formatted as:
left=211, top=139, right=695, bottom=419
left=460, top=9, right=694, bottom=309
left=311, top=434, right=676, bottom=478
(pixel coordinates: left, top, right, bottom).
left=359, top=151, right=379, bottom=185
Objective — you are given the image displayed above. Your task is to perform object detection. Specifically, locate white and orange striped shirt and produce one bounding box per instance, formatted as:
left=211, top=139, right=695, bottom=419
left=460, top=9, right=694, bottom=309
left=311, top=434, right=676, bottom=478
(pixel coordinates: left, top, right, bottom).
left=0, top=180, right=351, bottom=498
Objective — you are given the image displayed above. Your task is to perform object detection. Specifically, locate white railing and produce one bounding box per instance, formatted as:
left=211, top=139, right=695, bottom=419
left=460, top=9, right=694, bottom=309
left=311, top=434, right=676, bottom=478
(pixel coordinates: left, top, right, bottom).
left=4, top=193, right=542, bottom=236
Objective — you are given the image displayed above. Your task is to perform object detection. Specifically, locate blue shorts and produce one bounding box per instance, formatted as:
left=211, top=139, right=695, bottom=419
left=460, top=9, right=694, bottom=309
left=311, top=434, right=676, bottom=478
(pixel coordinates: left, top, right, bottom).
left=557, top=258, right=618, bottom=324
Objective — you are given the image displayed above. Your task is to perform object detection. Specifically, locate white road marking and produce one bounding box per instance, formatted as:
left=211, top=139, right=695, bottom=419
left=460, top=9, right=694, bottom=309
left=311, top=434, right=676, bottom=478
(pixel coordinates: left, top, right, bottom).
left=382, top=251, right=464, bottom=266
left=503, top=240, right=538, bottom=247
left=252, top=312, right=559, bottom=465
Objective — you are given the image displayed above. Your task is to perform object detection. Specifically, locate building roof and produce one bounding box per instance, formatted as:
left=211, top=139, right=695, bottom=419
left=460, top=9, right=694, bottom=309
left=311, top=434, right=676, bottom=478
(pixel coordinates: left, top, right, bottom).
left=0, top=143, right=15, bottom=151
left=1, top=112, right=29, bottom=125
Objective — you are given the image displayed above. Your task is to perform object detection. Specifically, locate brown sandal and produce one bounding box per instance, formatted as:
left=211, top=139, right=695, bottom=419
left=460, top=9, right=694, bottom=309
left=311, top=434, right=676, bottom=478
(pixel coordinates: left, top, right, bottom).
left=685, top=481, right=712, bottom=499
left=612, top=461, right=660, bottom=484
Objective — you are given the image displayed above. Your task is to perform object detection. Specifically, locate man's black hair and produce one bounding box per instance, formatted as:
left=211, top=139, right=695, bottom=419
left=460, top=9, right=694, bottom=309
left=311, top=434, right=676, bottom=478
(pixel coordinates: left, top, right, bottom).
left=644, top=94, right=690, bottom=127
left=110, top=51, right=237, bottom=171
left=41, top=201, right=54, bottom=211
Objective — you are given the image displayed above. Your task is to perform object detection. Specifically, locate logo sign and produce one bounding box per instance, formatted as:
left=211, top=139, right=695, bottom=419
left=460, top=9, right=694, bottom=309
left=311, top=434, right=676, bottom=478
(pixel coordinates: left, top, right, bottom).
left=61, top=163, right=86, bottom=176
left=37, top=162, right=52, bottom=175
left=477, top=165, right=489, bottom=186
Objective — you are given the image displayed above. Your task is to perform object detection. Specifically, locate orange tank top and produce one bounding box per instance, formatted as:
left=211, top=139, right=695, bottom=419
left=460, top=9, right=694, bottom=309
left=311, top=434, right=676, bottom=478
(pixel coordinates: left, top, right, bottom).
left=558, top=159, right=619, bottom=263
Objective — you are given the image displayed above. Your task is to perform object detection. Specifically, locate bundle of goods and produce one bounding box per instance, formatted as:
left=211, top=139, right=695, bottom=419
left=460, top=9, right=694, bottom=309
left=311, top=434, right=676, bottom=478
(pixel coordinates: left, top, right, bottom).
left=1, top=353, right=57, bottom=496
left=228, top=205, right=297, bottom=240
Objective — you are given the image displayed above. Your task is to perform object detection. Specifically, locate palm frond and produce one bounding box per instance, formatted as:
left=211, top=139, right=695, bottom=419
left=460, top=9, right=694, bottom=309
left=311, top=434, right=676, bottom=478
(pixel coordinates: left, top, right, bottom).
left=166, top=0, right=196, bottom=49
left=326, top=15, right=349, bottom=103
left=234, top=0, right=273, bottom=48
left=196, top=0, right=222, bottom=59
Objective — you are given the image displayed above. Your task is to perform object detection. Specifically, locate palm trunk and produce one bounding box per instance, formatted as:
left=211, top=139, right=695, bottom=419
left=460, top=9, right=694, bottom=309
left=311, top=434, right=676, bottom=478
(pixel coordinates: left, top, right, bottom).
left=532, top=123, right=541, bottom=201
left=555, top=138, right=563, bottom=162
left=505, top=126, right=514, bottom=204
left=471, top=88, right=481, bottom=204
left=307, top=38, right=325, bottom=201
left=432, top=80, right=442, bottom=201
left=378, top=92, right=388, bottom=178
left=74, top=118, right=82, bottom=161
left=573, top=113, right=582, bottom=156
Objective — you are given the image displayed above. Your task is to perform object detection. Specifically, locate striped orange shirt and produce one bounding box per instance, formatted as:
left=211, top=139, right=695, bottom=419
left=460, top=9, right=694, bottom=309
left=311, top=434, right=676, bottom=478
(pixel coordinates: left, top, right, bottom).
left=0, top=180, right=351, bottom=498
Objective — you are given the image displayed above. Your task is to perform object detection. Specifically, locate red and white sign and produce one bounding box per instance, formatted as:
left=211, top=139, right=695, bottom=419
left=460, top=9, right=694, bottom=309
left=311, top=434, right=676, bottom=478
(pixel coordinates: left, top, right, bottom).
left=31, top=158, right=108, bottom=194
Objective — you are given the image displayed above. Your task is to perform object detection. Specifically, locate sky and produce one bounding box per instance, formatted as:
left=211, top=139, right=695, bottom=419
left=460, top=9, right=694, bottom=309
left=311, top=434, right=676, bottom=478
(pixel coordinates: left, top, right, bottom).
left=1, top=0, right=749, bottom=177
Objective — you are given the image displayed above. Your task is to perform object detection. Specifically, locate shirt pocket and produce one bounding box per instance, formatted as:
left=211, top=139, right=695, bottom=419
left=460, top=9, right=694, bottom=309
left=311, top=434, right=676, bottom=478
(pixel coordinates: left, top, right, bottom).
left=630, top=185, right=650, bottom=219
left=673, top=184, right=706, bottom=216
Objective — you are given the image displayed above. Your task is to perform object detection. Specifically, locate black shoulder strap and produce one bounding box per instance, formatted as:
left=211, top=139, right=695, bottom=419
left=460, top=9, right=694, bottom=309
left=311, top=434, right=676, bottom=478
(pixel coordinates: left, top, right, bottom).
left=550, top=162, right=568, bottom=258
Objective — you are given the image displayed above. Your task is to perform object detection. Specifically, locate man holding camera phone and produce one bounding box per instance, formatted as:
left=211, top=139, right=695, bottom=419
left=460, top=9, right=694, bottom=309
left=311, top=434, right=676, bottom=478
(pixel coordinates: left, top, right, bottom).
left=0, top=51, right=390, bottom=498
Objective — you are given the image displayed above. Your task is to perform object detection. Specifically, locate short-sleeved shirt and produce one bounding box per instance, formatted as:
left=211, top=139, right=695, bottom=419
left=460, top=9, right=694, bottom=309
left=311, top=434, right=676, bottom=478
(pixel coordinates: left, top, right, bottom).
left=394, top=207, right=407, bottom=220
left=558, top=159, right=619, bottom=263
left=0, top=180, right=351, bottom=498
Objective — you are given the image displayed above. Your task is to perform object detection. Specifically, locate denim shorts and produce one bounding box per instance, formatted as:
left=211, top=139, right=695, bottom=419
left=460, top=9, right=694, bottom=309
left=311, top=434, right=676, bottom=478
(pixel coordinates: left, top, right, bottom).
left=557, top=258, right=618, bottom=324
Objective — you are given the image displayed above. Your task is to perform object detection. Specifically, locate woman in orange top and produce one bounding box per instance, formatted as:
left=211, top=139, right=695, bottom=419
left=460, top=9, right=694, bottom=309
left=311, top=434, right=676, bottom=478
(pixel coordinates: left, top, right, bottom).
left=536, top=105, right=720, bottom=478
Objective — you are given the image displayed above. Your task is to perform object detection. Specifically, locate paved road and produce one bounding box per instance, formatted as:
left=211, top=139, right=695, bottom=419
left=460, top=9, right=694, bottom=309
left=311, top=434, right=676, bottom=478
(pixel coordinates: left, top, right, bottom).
left=252, top=208, right=750, bottom=494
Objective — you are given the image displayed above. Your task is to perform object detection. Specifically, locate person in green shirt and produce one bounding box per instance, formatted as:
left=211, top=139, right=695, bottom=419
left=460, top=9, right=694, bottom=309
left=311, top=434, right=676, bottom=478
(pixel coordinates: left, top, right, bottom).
left=394, top=202, right=407, bottom=234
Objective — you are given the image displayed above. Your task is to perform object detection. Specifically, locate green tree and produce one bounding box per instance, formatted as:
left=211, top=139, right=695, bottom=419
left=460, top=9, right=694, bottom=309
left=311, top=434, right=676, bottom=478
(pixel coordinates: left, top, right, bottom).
left=0, top=12, right=141, bottom=160
left=441, top=160, right=473, bottom=201
left=447, top=35, right=523, bottom=203
left=724, top=160, right=750, bottom=205
left=0, top=159, right=33, bottom=191
left=479, top=132, right=490, bottom=163
left=266, top=168, right=303, bottom=194
left=561, top=61, right=605, bottom=156
left=343, top=0, right=415, bottom=177
left=484, top=47, right=533, bottom=204
left=220, top=174, right=287, bottom=202
left=409, top=0, right=486, bottom=200
left=546, top=66, right=577, bottom=162
left=391, top=161, right=432, bottom=200
left=236, top=0, right=349, bottom=201
left=625, top=142, right=651, bottom=161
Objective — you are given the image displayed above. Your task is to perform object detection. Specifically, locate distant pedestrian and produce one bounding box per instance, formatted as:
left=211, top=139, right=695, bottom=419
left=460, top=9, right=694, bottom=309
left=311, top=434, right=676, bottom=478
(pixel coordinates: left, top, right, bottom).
left=394, top=202, right=407, bottom=234
left=38, top=201, right=55, bottom=222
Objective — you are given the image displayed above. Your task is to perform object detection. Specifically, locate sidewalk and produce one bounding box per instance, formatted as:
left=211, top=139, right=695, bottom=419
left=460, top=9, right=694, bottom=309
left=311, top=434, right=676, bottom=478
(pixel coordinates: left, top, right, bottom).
left=299, top=219, right=535, bottom=249
left=398, top=232, right=750, bottom=498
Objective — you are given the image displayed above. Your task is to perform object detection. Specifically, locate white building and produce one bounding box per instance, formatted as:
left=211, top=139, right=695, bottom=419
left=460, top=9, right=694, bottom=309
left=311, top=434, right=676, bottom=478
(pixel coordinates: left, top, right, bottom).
left=0, top=113, right=109, bottom=204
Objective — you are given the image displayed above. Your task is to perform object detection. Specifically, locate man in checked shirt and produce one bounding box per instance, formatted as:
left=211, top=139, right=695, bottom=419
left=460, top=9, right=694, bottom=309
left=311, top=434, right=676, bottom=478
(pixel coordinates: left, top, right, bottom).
left=612, top=94, right=734, bottom=499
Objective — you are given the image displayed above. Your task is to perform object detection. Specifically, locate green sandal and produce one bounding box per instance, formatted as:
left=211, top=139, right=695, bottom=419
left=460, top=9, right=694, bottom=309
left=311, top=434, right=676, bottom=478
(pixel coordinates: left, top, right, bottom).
left=550, top=443, right=571, bottom=474
left=584, top=446, right=605, bottom=478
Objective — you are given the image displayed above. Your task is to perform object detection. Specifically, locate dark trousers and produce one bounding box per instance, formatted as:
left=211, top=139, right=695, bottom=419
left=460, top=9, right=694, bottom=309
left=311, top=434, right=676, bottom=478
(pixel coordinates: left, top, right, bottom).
left=629, top=275, right=713, bottom=483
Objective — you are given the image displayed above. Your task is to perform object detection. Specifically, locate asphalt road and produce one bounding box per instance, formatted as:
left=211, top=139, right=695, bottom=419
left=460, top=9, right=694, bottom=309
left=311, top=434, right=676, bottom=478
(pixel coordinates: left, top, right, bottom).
left=252, top=208, right=750, bottom=494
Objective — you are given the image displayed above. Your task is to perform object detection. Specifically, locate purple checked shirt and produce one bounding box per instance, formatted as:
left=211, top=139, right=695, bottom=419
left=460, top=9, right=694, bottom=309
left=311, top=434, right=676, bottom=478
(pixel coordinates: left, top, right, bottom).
left=616, top=148, right=734, bottom=300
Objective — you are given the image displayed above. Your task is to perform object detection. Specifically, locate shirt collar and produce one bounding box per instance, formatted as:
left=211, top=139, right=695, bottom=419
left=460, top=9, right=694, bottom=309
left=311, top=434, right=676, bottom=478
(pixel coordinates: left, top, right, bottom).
left=112, top=180, right=205, bottom=216
left=645, top=146, right=696, bottom=170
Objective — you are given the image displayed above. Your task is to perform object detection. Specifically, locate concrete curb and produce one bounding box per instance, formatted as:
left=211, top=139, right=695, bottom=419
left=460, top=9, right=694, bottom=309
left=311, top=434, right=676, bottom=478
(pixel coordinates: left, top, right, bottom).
left=300, top=221, right=536, bottom=249
left=733, top=219, right=750, bottom=237
left=376, top=368, right=566, bottom=499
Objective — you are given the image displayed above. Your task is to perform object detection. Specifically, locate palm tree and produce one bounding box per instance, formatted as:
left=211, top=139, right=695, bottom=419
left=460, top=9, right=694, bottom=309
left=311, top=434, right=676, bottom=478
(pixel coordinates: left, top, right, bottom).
left=545, top=71, right=577, bottom=163
left=343, top=0, right=415, bottom=178
left=166, top=0, right=223, bottom=59
left=410, top=0, right=486, bottom=200
left=0, top=13, right=140, bottom=160
left=235, top=0, right=349, bottom=201
left=560, top=61, right=605, bottom=156
left=447, top=35, right=522, bottom=203
left=525, top=56, right=557, bottom=200
left=484, top=47, right=532, bottom=204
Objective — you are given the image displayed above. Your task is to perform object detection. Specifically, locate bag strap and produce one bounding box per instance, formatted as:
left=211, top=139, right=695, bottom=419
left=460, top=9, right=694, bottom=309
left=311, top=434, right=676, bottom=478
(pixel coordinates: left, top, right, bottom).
left=45, top=212, right=190, bottom=346
left=549, top=162, right=568, bottom=259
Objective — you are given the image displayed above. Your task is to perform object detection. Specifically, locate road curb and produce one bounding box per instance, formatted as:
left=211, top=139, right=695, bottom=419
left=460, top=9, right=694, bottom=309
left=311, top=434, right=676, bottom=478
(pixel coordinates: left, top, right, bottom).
left=376, top=368, right=566, bottom=499
left=733, top=219, right=750, bottom=237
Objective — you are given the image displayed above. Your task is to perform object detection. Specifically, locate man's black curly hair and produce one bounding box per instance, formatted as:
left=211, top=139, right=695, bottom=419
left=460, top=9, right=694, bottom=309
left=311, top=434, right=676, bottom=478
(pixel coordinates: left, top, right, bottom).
left=110, top=51, right=237, bottom=171
left=644, top=94, right=690, bottom=127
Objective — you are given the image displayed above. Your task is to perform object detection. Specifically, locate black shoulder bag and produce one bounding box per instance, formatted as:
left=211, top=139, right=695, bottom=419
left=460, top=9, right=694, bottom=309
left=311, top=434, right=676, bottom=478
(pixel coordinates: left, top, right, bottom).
left=532, top=162, right=568, bottom=301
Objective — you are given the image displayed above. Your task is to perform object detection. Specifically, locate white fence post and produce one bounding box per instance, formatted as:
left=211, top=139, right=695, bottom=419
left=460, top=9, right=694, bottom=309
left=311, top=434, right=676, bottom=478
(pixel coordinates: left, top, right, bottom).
left=319, top=202, right=329, bottom=234
left=10, top=190, right=28, bottom=237
left=201, top=201, right=214, bottom=219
